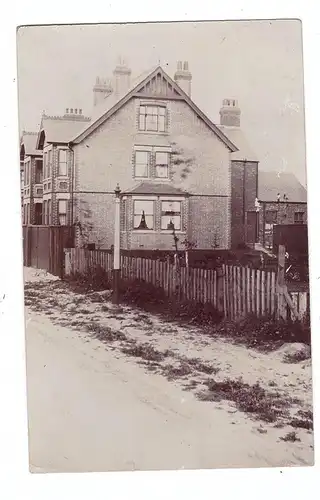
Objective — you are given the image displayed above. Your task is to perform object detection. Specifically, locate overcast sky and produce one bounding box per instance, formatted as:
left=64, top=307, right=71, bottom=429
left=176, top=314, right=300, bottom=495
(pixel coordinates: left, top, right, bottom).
left=17, top=20, right=307, bottom=186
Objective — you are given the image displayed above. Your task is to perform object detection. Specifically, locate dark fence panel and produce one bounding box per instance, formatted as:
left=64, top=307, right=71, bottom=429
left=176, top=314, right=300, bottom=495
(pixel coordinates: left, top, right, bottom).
left=273, top=224, right=309, bottom=256
left=22, top=225, right=74, bottom=277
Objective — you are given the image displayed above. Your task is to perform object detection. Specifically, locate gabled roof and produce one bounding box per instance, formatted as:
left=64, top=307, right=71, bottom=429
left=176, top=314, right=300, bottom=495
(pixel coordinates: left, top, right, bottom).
left=71, top=66, right=238, bottom=152
left=258, top=171, right=307, bottom=203
left=36, top=115, right=91, bottom=148
left=218, top=125, right=258, bottom=162
left=124, top=182, right=188, bottom=196
left=20, top=131, right=42, bottom=157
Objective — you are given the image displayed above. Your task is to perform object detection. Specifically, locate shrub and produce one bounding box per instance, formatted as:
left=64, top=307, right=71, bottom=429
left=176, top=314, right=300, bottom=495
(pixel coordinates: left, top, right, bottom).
left=66, top=265, right=112, bottom=293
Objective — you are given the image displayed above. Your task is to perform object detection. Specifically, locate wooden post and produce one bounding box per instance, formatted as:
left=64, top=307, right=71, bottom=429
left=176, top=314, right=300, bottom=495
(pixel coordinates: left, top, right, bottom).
left=113, top=184, right=121, bottom=304
left=277, top=244, right=286, bottom=320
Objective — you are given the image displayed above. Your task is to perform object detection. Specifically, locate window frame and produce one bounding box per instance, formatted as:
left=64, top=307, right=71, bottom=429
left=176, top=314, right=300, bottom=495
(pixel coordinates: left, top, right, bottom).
left=134, top=150, right=150, bottom=179
left=35, top=159, right=43, bottom=184
left=133, top=198, right=155, bottom=231
left=58, top=148, right=68, bottom=177
left=160, top=199, right=182, bottom=231
left=138, top=105, right=167, bottom=133
left=155, top=151, right=169, bottom=179
left=294, top=211, right=304, bottom=224
left=58, top=199, right=68, bottom=226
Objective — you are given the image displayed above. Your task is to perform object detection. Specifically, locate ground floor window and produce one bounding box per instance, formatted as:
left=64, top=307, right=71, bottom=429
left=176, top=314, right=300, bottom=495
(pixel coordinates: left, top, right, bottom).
left=58, top=199, right=68, bottom=225
left=34, top=203, right=43, bottom=225
left=133, top=199, right=154, bottom=230
left=294, top=211, right=304, bottom=224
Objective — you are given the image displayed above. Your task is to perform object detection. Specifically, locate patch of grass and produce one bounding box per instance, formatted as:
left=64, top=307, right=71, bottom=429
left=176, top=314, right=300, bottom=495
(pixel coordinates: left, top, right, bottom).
left=280, top=431, right=301, bottom=443
left=77, top=308, right=91, bottom=315
left=289, top=417, right=313, bottom=430
left=86, top=322, right=126, bottom=343
left=183, top=379, right=199, bottom=391
left=121, top=343, right=171, bottom=362
left=197, top=377, right=299, bottom=423
left=181, top=356, right=220, bottom=375
left=162, top=362, right=193, bottom=380
left=283, top=349, right=311, bottom=364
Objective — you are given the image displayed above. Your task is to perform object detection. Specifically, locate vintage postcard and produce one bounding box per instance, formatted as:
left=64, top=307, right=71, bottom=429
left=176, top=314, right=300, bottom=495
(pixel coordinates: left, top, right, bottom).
left=17, top=19, right=313, bottom=473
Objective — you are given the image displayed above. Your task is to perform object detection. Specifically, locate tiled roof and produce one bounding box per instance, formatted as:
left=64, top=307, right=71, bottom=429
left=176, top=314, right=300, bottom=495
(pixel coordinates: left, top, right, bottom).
left=39, top=116, right=91, bottom=145
left=258, top=170, right=307, bottom=202
left=218, top=125, right=258, bottom=162
left=71, top=66, right=238, bottom=152
left=20, top=132, right=42, bottom=156
left=124, top=182, right=188, bottom=196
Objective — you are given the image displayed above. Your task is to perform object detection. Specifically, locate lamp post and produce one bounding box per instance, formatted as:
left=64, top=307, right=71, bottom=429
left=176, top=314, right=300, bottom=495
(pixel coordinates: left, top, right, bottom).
left=255, top=197, right=261, bottom=246
left=113, top=183, right=121, bottom=304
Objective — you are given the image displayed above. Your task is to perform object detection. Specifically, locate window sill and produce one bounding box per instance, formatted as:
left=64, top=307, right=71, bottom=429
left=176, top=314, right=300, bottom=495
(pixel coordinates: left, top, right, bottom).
left=137, top=130, right=169, bottom=136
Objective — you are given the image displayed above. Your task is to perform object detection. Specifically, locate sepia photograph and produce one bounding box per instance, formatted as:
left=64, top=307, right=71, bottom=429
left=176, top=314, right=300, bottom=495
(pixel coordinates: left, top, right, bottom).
left=17, top=19, right=313, bottom=473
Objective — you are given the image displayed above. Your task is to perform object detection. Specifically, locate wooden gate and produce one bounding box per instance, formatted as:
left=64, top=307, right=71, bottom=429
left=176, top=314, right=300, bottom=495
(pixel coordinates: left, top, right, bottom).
left=23, top=225, right=74, bottom=278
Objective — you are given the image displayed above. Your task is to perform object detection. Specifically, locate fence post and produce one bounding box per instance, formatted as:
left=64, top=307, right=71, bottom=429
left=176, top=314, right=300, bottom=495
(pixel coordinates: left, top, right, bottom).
left=277, top=244, right=286, bottom=320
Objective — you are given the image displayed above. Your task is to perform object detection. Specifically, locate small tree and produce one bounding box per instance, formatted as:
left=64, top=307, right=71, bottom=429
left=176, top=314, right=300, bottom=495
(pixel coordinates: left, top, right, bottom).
left=73, top=200, right=104, bottom=249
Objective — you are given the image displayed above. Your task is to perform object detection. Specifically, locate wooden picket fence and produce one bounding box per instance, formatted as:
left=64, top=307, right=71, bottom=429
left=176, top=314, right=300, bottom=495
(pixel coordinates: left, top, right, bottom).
left=64, top=248, right=309, bottom=322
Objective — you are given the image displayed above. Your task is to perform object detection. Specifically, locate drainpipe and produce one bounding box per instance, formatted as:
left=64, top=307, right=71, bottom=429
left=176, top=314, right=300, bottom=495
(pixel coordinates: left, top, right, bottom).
left=67, top=142, right=75, bottom=245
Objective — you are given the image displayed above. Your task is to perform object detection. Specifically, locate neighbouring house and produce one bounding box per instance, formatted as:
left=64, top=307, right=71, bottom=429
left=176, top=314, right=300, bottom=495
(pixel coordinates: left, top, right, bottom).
left=258, top=171, right=308, bottom=250
left=20, top=60, right=259, bottom=251
left=20, top=110, right=90, bottom=226
left=20, top=131, right=43, bottom=224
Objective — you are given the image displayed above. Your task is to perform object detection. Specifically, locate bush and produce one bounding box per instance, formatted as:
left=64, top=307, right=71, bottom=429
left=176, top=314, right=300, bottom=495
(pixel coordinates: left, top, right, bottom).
left=66, top=265, right=112, bottom=293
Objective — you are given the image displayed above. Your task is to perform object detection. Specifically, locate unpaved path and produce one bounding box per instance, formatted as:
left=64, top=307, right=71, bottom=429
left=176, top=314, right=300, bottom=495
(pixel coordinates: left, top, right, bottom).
left=24, top=268, right=314, bottom=472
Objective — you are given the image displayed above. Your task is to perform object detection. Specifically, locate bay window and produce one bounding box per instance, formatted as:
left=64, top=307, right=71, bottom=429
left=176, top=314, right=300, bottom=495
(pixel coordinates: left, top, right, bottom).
left=133, top=200, right=154, bottom=230
left=58, top=149, right=68, bottom=176
left=161, top=201, right=181, bottom=230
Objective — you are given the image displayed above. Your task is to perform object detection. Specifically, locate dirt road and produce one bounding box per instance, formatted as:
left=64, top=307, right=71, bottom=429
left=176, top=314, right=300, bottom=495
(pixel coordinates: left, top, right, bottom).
left=24, top=268, right=313, bottom=472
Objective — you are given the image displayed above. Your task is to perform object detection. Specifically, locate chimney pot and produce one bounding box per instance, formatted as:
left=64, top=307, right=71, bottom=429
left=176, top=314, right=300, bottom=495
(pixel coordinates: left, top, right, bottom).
left=70, top=108, right=73, bottom=114
left=219, top=98, right=241, bottom=127
left=75, top=108, right=78, bottom=114
left=66, top=108, right=69, bottom=114
left=79, top=108, right=82, bottom=115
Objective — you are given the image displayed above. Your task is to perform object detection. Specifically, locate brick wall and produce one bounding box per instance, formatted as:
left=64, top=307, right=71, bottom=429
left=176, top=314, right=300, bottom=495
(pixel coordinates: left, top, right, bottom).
left=73, top=96, right=232, bottom=249
left=231, top=160, right=258, bottom=248
left=259, top=201, right=308, bottom=247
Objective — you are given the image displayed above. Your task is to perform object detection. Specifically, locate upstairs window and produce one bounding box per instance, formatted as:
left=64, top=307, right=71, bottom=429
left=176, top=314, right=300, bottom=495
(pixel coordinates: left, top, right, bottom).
left=134, top=151, right=150, bottom=178
left=58, top=199, right=68, bottom=225
left=161, top=201, right=181, bottom=230
left=139, top=105, right=166, bottom=132
left=47, top=150, right=52, bottom=178
left=133, top=200, right=154, bottom=230
left=58, top=149, right=68, bottom=176
left=294, top=211, right=304, bottom=224
left=155, top=152, right=169, bottom=178
left=35, top=159, right=43, bottom=184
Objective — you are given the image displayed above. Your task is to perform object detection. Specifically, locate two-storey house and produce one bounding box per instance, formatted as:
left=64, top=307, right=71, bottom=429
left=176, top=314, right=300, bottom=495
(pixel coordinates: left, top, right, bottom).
left=67, top=61, right=258, bottom=250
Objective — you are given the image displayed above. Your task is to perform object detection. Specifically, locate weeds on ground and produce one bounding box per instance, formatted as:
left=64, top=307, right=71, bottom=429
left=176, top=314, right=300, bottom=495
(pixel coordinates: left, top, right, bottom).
left=280, top=431, right=301, bottom=443
left=197, top=377, right=300, bottom=423
left=283, top=349, right=311, bottom=364
left=162, top=362, right=193, bottom=380
left=121, top=342, right=172, bottom=362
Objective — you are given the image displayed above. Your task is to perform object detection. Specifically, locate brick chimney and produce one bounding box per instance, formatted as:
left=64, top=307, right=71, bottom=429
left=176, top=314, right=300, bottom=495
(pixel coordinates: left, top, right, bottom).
left=93, top=77, right=113, bottom=107
left=113, top=58, right=131, bottom=98
left=174, top=61, right=192, bottom=96
left=219, top=99, right=241, bottom=127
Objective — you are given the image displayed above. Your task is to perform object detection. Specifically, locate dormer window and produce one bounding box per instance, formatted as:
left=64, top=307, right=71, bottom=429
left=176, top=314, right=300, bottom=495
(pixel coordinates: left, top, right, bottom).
left=139, top=105, right=166, bottom=132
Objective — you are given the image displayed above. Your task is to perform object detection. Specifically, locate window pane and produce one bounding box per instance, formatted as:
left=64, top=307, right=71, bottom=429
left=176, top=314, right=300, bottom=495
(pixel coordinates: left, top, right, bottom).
left=140, top=106, right=145, bottom=114
left=134, top=215, right=154, bottom=230
left=135, top=151, right=149, bottom=177
left=59, top=150, right=67, bottom=163
left=156, top=152, right=168, bottom=165
left=155, top=165, right=168, bottom=178
left=139, top=115, right=145, bottom=130
left=161, top=215, right=181, bottom=230
left=158, top=115, right=165, bottom=132
left=58, top=200, right=67, bottom=213
left=146, top=115, right=158, bottom=130
left=161, top=201, right=181, bottom=213
left=134, top=200, right=154, bottom=215
left=159, top=107, right=166, bottom=115
left=59, top=214, right=67, bottom=226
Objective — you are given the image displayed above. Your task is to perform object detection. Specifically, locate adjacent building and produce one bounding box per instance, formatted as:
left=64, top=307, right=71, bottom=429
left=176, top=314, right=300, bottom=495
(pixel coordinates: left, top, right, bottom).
left=258, top=171, right=308, bottom=249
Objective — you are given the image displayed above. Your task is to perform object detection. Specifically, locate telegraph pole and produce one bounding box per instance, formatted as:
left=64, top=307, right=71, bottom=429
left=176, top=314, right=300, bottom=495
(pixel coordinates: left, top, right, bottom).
left=113, top=183, right=121, bottom=304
